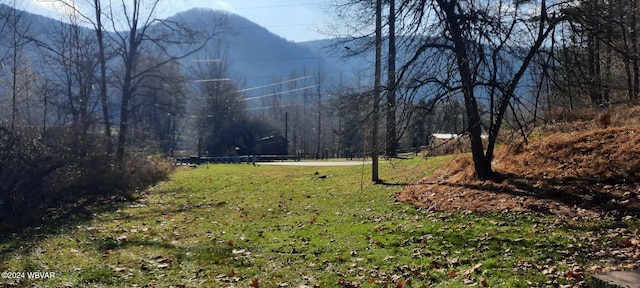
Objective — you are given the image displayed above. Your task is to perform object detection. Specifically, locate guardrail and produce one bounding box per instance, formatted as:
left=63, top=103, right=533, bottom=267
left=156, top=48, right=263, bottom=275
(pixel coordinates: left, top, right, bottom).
left=175, top=155, right=300, bottom=165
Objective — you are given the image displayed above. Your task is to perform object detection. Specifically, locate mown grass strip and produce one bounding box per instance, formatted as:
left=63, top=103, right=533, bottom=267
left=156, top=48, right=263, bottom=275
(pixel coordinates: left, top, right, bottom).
left=0, top=156, right=637, bottom=287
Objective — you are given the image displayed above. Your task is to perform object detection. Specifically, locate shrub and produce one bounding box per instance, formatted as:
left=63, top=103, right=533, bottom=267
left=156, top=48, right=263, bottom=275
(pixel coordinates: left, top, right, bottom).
left=0, top=126, right=171, bottom=232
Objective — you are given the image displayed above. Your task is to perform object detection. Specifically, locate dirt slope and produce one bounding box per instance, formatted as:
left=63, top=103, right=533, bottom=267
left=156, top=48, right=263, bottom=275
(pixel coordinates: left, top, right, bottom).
left=397, top=126, right=640, bottom=218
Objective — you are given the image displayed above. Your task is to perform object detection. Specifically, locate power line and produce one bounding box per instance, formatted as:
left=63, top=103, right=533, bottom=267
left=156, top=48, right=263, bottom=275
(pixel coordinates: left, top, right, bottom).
left=244, top=104, right=297, bottom=111
left=195, top=78, right=232, bottom=82
left=236, top=75, right=313, bottom=93
left=232, top=56, right=322, bottom=62
left=232, top=68, right=371, bottom=83
left=232, top=23, right=318, bottom=31
left=186, top=104, right=298, bottom=116
left=191, top=59, right=223, bottom=62
left=239, top=85, right=318, bottom=101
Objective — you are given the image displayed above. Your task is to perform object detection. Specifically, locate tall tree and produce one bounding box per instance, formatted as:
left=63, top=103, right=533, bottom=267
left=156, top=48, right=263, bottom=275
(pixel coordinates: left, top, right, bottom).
left=37, top=17, right=99, bottom=138
left=451, top=0, right=557, bottom=178
left=370, top=0, right=561, bottom=179
left=435, top=0, right=558, bottom=178
left=314, top=67, right=326, bottom=158
left=50, top=0, right=116, bottom=151
left=130, top=57, right=186, bottom=155
left=372, top=0, right=382, bottom=182
left=555, top=0, right=640, bottom=105
left=0, top=1, right=32, bottom=131
left=192, top=56, right=245, bottom=155
left=93, top=0, right=112, bottom=152
left=106, top=0, right=217, bottom=164
left=386, top=0, right=397, bottom=158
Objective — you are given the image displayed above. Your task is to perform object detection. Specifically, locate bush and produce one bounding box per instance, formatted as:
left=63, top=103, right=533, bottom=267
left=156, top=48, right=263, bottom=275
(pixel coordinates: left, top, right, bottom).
left=0, top=126, right=171, bottom=232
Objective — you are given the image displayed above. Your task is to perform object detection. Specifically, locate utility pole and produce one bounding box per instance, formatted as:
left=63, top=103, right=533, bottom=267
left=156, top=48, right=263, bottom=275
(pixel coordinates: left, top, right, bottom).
left=372, top=0, right=382, bottom=183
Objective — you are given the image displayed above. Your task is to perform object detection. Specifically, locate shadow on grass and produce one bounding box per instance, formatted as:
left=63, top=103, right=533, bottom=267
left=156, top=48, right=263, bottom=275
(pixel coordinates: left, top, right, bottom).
left=378, top=180, right=411, bottom=186
left=430, top=172, right=640, bottom=216
left=0, top=198, right=133, bottom=265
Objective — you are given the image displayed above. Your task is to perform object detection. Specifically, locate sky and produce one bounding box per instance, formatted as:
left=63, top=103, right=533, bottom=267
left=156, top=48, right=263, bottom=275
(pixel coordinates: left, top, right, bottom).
left=21, top=0, right=333, bottom=42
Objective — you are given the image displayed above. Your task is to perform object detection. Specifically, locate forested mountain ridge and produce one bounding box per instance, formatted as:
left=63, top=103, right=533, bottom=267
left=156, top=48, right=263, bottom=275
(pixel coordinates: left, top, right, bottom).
left=0, top=5, right=360, bottom=103
left=0, top=4, right=532, bottom=158
left=166, top=8, right=349, bottom=94
left=0, top=5, right=367, bottom=155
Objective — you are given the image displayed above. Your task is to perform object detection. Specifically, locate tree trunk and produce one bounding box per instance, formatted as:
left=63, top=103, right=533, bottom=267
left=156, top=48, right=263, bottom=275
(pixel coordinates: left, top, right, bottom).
left=632, top=0, right=639, bottom=101
left=372, top=0, right=382, bottom=182
left=11, top=51, right=18, bottom=132
left=618, top=0, right=634, bottom=101
left=94, top=0, right=111, bottom=154
left=115, top=79, right=131, bottom=164
left=115, top=21, right=139, bottom=165
left=587, top=0, right=602, bottom=105
left=437, top=0, right=493, bottom=179
left=385, top=0, right=397, bottom=158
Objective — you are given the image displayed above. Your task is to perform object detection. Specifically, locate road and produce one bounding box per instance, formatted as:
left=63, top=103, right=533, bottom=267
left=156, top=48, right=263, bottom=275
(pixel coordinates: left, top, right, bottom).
left=259, top=161, right=371, bottom=166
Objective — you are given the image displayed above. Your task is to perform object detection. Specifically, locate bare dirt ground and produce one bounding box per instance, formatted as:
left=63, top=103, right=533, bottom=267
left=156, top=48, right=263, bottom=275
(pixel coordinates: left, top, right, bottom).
left=397, top=125, right=640, bottom=219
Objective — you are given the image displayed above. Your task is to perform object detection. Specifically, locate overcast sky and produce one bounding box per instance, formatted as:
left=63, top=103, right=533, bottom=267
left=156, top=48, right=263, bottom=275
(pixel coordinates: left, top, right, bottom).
left=21, top=0, right=333, bottom=42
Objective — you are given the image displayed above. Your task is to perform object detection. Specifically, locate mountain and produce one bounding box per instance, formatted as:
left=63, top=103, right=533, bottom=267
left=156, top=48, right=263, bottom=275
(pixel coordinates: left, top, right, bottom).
left=167, top=8, right=367, bottom=99
left=4, top=4, right=368, bottom=96
left=299, top=38, right=374, bottom=81
left=0, top=5, right=532, bottom=106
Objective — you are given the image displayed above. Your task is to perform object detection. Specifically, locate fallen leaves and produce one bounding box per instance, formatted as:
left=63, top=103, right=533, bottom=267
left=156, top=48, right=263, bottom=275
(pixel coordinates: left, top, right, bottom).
left=464, top=263, right=483, bottom=277
left=85, top=208, right=635, bottom=288
left=398, top=126, right=640, bottom=219
left=154, top=256, right=172, bottom=269
left=226, top=269, right=236, bottom=277
left=12, top=150, right=640, bottom=288
left=116, top=234, right=128, bottom=243
left=578, top=226, right=640, bottom=273
left=565, top=270, right=583, bottom=280
left=447, top=270, right=457, bottom=278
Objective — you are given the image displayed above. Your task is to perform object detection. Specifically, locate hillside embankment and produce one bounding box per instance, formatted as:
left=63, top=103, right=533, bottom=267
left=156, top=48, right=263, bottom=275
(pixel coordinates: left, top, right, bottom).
left=398, top=110, right=640, bottom=219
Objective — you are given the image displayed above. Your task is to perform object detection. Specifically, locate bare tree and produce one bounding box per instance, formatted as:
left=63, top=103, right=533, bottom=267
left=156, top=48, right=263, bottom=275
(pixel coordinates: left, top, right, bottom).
left=0, top=1, right=32, bottom=131
left=192, top=54, right=245, bottom=156
left=93, top=0, right=112, bottom=152
left=314, top=67, right=326, bottom=158
left=332, top=0, right=569, bottom=179
left=559, top=0, right=640, bottom=104
left=330, top=0, right=409, bottom=179
left=36, top=17, right=100, bottom=139
left=48, top=0, right=116, bottom=151
left=105, top=0, right=219, bottom=164
left=418, top=0, right=558, bottom=179
left=130, top=57, right=186, bottom=155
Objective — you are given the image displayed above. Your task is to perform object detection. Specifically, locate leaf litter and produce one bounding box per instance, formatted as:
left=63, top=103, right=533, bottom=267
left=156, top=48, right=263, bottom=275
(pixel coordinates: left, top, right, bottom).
left=398, top=125, right=640, bottom=279
left=398, top=126, right=640, bottom=217
left=4, top=135, right=640, bottom=287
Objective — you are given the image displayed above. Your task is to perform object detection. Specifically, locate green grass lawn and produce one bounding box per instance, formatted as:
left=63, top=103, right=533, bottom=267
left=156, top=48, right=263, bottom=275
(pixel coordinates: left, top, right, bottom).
left=0, top=156, right=637, bottom=287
